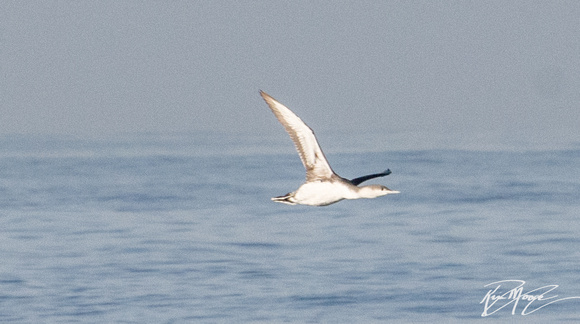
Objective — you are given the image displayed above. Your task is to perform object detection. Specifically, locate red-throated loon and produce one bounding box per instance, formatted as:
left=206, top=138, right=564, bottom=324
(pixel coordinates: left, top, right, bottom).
left=260, top=91, right=399, bottom=206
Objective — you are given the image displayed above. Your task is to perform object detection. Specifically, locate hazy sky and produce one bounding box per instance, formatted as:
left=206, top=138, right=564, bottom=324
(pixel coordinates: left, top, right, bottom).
left=1, top=1, right=579, bottom=146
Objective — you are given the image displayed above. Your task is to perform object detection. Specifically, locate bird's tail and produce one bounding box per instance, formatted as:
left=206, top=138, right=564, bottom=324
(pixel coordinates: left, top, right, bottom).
left=271, top=193, right=297, bottom=205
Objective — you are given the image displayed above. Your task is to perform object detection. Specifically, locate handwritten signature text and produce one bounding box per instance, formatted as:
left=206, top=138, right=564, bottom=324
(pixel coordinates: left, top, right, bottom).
left=481, top=280, right=580, bottom=316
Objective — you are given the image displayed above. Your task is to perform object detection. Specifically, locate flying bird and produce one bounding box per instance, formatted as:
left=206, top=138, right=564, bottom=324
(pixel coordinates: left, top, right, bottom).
left=260, top=90, right=399, bottom=206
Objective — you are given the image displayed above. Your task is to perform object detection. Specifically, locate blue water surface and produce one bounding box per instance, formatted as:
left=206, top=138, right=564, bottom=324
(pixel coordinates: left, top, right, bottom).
left=1, top=133, right=579, bottom=323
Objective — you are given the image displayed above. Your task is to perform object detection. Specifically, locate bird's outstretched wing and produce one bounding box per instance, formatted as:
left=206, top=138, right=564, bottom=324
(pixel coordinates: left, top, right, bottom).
left=260, top=91, right=334, bottom=181
left=349, top=169, right=392, bottom=186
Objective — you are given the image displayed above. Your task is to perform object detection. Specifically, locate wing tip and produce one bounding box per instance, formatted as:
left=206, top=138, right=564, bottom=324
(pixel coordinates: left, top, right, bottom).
left=259, top=89, right=271, bottom=100
left=259, top=90, right=279, bottom=112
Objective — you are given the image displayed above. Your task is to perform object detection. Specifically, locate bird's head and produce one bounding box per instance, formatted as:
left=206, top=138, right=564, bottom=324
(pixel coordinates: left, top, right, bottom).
left=358, top=185, right=400, bottom=198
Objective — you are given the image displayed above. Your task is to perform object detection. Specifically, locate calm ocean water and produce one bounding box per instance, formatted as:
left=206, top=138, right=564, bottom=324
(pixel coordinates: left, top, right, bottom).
left=1, top=132, right=580, bottom=323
